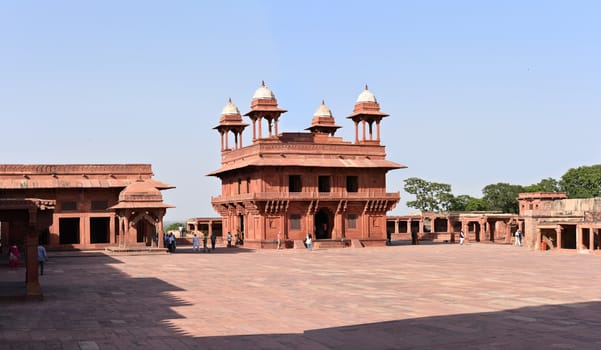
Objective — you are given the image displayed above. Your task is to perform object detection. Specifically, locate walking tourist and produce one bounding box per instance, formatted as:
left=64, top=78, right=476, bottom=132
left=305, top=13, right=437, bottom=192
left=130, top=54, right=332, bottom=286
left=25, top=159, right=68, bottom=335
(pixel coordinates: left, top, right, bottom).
left=202, top=231, right=209, bottom=252
left=192, top=233, right=200, bottom=252
left=514, top=229, right=522, bottom=246
left=37, top=243, right=48, bottom=275
left=277, top=232, right=282, bottom=249
left=226, top=232, right=232, bottom=248
left=305, top=233, right=312, bottom=251
left=8, top=244, right=19, bottom=269
left=459, top=230, right=465, bottom=245
left=210, top=232, right=217, bottom=251
left=167, top=233, right=176, bottom=252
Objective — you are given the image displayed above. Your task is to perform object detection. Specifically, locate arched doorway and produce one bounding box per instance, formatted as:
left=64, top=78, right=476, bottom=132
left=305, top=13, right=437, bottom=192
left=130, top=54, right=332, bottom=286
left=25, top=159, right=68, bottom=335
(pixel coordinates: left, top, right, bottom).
left=314, top=208, right=333, bottom=239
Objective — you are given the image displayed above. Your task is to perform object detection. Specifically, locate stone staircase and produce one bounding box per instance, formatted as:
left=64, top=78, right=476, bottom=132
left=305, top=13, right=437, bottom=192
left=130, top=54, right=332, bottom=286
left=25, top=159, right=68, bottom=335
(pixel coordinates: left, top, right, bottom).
left=314, top=239, right=351, bottom=249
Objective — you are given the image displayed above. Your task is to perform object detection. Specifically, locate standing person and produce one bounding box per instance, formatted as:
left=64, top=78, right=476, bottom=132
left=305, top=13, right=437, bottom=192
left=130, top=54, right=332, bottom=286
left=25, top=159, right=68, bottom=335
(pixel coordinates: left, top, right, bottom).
left=411, top=230, right=418, bottom=245
left=168, top=233, right=176, bottom=253
left=305, top=233, right=312, bottom=251
left=192, top=233, right=200, bottom=252
left=515, top=229, right=522, bottom=247
left=210, top=232, right=217, bottom=251
left=226, top=232, right=232, bottom=248
left=202, top=231, right=209, bottom=253
left=277, top=232, right=282, bottom=249
left=459, top=230, right=465, bottom=245
left=37, top=243, right=48, bottom=275
left=8, top=244, right=20, bottom=269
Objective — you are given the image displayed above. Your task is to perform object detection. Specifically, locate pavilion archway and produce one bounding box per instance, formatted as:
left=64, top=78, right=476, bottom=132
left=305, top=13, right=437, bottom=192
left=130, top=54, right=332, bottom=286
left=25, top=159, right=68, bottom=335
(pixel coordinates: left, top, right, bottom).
left=314, top=208, right=334, bottom=239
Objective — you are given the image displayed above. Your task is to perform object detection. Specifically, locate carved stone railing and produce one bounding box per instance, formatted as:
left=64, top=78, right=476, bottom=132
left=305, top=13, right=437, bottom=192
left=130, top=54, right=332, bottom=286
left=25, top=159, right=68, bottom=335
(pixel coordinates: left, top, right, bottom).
left=211, top=191, right=400, bottom=204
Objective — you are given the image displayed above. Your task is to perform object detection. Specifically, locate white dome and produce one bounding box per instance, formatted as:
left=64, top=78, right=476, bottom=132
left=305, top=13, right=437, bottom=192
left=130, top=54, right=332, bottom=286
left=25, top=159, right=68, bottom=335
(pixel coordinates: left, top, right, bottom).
left=356, top=85, right=377, bottom=103
left=221, top=98, right=240, bottom=115
left=313, top=100, right=333, bottom=118
left=252, top=81, right=275, bottom=100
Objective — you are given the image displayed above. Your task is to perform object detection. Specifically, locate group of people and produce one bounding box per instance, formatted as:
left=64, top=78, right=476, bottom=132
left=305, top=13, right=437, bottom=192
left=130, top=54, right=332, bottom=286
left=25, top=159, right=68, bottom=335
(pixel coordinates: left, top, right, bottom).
left=7, top=243, right=48, bottom=275
left=514, top=229, right=523, bottom=246
left=192, top=231, right=217, bottom=252
left=164, top=232, right=177, bottom=252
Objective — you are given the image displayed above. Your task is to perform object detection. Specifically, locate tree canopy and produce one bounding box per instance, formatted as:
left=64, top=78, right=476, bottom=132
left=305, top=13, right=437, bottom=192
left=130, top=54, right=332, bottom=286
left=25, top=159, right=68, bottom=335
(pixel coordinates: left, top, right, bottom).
left=559, top=165, right=601, bottom=198
left=449, top=195, right=487, bottom=212
left=523, top=177, right=561, bottom=193
left=402, top=164, right=601, bottom=214
left=481, top=183, right=523, bottom=214
left=165, top=222, right=185, bottom=232
left=403, top=177, right=454, bottom=212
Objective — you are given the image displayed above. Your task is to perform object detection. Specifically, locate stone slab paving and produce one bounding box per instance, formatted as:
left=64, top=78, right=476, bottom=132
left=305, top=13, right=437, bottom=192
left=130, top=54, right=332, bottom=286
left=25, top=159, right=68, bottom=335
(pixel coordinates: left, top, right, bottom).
left=2, top=244, right=601, bottom=349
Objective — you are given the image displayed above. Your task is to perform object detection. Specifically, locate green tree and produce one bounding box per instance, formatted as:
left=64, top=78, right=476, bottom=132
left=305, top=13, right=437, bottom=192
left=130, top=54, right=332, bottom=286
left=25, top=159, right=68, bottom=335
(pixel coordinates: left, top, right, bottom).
left=404, top=177, right=454, bottom=212
left=449, top=195, right=487, bottom=211
left=559, top=164, right=601, bottom=198
left=523, top=177, right=561, bottom=193
left=165, top=222, right=185, bottom=232
left=481, top=183, right=524, bottom=213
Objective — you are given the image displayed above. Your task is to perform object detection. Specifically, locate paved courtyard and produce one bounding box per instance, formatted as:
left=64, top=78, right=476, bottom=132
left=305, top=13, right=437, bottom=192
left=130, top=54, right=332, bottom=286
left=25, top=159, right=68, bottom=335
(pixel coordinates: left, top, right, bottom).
left=1, top=243, right=601, bottom=349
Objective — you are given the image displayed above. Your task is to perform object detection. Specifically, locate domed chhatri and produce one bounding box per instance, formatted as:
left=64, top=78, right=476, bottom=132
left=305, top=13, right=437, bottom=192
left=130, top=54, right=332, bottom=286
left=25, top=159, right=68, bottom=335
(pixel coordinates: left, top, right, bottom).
left=214, top=98, right=249, bottom=151
left=117, top=179, right=164, bottom=204
left=252, top=80, right=276, bottom=100
left=306, top=100, right=340, bottom=136
left=244, top=81, right=287, bottom=140
left=347, top=84, right=389, bottom=144
left=313, top=100, right=333, bottom=118
left=221, top=98, right=241, bottom=116
left=356, top=84, right=377, bottom=103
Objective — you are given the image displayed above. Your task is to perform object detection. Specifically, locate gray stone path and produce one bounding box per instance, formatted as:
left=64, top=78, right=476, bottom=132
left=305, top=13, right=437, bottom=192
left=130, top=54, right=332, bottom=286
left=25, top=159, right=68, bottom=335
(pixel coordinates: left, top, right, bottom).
left=1, top=243, right=601, bottom=349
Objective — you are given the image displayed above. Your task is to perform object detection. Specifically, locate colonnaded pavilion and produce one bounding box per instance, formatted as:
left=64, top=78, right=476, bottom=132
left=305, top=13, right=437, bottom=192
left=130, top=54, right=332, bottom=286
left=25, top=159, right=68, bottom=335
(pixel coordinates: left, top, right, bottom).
left=206, top=82, right=405, bottom=249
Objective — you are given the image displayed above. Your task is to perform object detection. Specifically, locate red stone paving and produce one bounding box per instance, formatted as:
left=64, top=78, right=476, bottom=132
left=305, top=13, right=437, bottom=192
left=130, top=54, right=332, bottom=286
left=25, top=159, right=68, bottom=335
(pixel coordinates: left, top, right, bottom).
left=1, top=243, right=601, bottom=349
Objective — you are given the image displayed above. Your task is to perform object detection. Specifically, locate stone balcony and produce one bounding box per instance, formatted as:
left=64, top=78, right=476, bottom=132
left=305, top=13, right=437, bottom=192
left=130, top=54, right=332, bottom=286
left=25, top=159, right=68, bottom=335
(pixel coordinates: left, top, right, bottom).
left=211, top=191, right=400, bottom=204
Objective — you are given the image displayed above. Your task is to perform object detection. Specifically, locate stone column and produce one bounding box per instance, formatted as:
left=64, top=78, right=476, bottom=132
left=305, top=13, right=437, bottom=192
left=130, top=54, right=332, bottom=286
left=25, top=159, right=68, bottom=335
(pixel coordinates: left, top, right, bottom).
left=394, top=219, right=399, bottom=234
left=25, top=229, right=42, bottom=299
left=555, top=226, right=562, bottom=249
left=252, top=120, right=257, bottom=140
left=590, top=227, right=595, bottom=251
left=536, top=228, right=542, bottom=250
left=157, top=219, right=164, bottom=248
left=109, top=215, right=116, bottom=244
left=376, top=120, right=381, bottom=141
left=576, top=225, right=582, bottom=251
left=123, top=216, right=130, bottom=248
left=333, top=212, right=343, bottom=240
left=220, top=131, right=225, bottom=151
left=258, top=116, right=263, bottom=139
left=362, top=120, right=366, bottom=141
left=354, top=121, right=359, bottom=143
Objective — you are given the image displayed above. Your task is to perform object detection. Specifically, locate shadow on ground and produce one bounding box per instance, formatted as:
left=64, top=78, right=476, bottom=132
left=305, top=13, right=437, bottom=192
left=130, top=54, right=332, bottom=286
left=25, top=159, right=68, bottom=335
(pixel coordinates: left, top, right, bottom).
left=1, top=253, right=600, bottom=349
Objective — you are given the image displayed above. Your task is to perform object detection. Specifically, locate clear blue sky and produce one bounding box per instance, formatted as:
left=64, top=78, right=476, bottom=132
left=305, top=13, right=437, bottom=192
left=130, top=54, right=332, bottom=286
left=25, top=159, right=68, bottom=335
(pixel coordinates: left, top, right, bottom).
left=1, top=1, right=600, bottom=222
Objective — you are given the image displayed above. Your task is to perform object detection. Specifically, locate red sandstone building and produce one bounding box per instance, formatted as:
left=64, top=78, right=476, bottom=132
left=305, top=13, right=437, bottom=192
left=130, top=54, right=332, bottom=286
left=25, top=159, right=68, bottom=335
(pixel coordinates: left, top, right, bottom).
left=387, top=212, right=521, bottom=244
left=0, top=164, right=173, bottom=298
left=519, top=192, right=601, bottom=252
left=208, top=82, right=404, bottom=248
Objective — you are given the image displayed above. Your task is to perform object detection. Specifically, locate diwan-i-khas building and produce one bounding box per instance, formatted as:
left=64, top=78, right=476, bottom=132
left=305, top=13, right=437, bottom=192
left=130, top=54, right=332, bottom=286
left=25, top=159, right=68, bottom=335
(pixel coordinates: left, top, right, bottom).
left=208, top=82, right=405, bottom=248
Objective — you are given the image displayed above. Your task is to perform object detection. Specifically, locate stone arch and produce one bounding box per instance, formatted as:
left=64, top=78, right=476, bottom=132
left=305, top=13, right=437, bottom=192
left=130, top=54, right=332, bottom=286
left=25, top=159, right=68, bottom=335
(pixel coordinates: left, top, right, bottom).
left=314, top=208, right=334, bottom=239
